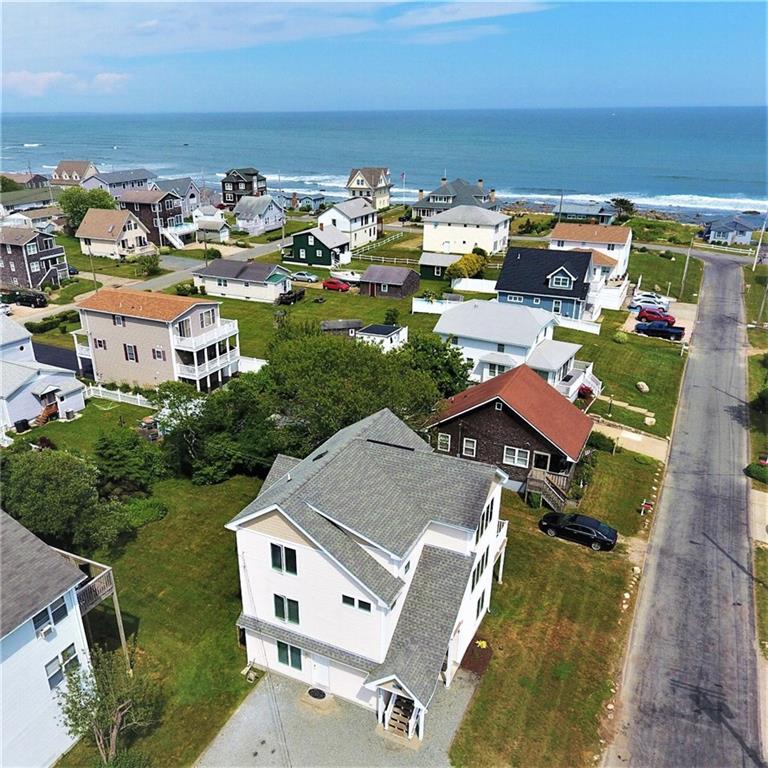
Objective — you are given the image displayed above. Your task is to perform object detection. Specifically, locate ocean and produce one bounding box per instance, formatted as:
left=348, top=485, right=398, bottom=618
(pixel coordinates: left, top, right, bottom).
left=2, top=108, right=766, bottom=214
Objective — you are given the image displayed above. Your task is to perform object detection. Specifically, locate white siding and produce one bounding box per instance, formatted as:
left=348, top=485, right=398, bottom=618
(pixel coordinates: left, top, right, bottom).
left=423, top=221, right=508, bottom=256
left=192, top=275, right=290, bottom=303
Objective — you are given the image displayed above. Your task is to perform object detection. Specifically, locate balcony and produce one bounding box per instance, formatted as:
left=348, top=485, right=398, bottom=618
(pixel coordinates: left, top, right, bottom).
left=71, top=330, right=92, bottom=358
left=51, top=549, right=116, bottom=616
left=177, top=348, right=239, bottom=378
left=555, top=359, right=603, bottom=401
left=173, top=318, right=238, bottom=351
left=496, top=518, right=508, bottom=544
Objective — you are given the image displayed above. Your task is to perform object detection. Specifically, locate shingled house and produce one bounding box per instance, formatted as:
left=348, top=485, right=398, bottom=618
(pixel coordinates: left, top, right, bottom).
left=0, top=228, right=68, bottom=290
left=358, top=265, right=420, bottom=299
left=221, top=168, right=267, bottom=208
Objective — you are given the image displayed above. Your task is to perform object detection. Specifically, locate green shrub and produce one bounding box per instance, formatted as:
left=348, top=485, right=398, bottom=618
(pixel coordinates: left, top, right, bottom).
left=746, top=463, right=768, bottom=484
left=101, top=750, right=153, bottom=768
left=527, top=492, right=542, bottom=509
left=158, top=246, right=171, bottom=255
left=118, top=383, right=131, bottom=393
left=175, top=283, right=191, bottom=296
left=235, top=239, right=247, bottom=247
left=208, top=248, right=222, bottom=259
left=445, top=252, right=485, bottom=280
left=613, top=331, right=628, bottom=344
left=59, top=325, right=68, bottom=334
left=121, top=497, right=168, bottom=528
left=587, top=432, right=616, bottom=452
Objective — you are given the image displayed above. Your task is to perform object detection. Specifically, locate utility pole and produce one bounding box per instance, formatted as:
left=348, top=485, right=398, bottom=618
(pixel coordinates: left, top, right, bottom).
left=752, top=211, right=767, bottom=271
left=680, top=237, right=693, bottom=299
left=279, top=171, right=285, bottom=246
left=758, top=274, right=768, bottom=326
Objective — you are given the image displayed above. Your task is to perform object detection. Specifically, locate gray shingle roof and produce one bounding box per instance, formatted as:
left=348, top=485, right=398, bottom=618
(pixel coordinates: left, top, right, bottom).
left=359, top=265, right=416, bottom=286
left=495, top=247, right=592, bottom=301
left=430, top=205, right=509, bottom=226
left=298, top=225, right=349, bottom=250
left=152, top=177, right=197, bottom=195
left=419, top=252, right=462, bottom=267
left=330, top=198, right=376, bottom=219
left=233, top=195, right=281, bottom=219
left=365, top=546, right=473, bottom=707
left=87, top=168, right=156, bottom=184
left=434, top=300, right=555, bottom=348
left=554, top=200, right=617, bottom=216
left=228, top=410, right=498, bottom=607
left=1, top=359, right=81, bottom=399
left=0, top=316, right=31, bottom=347
left=0, top=227, right=38, bottom=246
left=262, top=454, right=301, bottom=491
left=192, top=258, right=288, bottom=284
left=237, top=614, right=378, bottom=672
left=0, top=510, right=85, bottom=639
left=320, top=319, right=364, bottom=332
left=197, top=219, right=228, bottom=232
left=525, top=338, right=582, bottom=372
left=346, top=167, right=390, bottom=190
left=415, top=178, right=497, bottom=212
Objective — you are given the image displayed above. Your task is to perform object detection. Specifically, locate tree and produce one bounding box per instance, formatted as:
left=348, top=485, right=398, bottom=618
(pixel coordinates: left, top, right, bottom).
left=59, top=187, right=116, bottom=232
left=262, top=334, right=437, bottom=456
left=135, top=252, right=160, bottom=277
left=383, top=307, right=400, bottom=326
left=394, top=333, right=471, bottom=398
left=445, top=252, right=485, bottom=280
left=94, top=428, right=165, bottom=498
left=610, top=197, right=636, bottom=220
left=56, top=645, right=162, bottom=766
left=0, top=175, right=23, bottom=192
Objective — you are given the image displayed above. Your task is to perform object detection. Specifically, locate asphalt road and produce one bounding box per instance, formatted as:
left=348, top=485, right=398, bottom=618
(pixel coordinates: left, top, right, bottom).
left=609, top=256, right=763, bottom=767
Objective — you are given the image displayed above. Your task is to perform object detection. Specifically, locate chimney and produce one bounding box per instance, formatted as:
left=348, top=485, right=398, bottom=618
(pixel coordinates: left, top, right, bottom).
left=489, top=189, right=496, bottom=203
left=477, top=178, right=484, bottom=189
left=418, top=189, right=424, bottom=201
left=319, top=221, right=324, bottom=231
left=440, top=177, right=447, bottom=184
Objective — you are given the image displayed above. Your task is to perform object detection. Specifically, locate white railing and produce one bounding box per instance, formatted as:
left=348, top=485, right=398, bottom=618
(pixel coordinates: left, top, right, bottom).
left=555, top=316, right=602, bottom=335
left=176, top=348, right=238, bottom=378
left=555, top=360, right=603, bottom=401
left=75, top=342, right=92, bottom=358
left=411, top=296, right=465, bottom=315
left=83, top=385, right=154, bottom=408
left=353, top=232, right=404, bottom=255
left=173, top=318, right=238, bottom=350
left=496, top=518, right=508, bottom=542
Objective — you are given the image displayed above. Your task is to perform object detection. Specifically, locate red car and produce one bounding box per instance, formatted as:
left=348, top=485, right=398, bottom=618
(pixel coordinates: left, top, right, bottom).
left=637, top=307, right=676, bottom=325
left=322, top=278, right=350, bottom=292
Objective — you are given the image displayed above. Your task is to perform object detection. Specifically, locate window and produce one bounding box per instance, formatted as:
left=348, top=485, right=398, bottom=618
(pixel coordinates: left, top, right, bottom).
left=551, top=275, right=571, bottom=289
left=84, top=238, right=91, bottom=246
left=165, top=199, right=174, bottom=210
left=471, top=546, right=490, bottom=590
left=556, top=240, right=564, bottom=247
left=487, top=363, right=508, bottom=378
left=476, top=591, right=486, bottom=619
left=217, top=278, right=228, bottom=287
left=503, top=446, right=530, bottom=468
left=316, top=249, right=323, bottom=260
left=50, top=596, right=68, bottom=624
left=10, top=262, right=16, bottom=272
left=112, top=314, right=124, bottom=326
left=239, top=183, right=245, bottom=190
left=404, top=561, right=411, bottom=574
left=95, top=338, right=107, bottom=350
left=32, top=608, right=51, bottom=632
left=25, top=242, right=38, bottom=256
left=299, top=248, right=306, bottom=259
left=225, top=193, right=233, bottom=201
left=342, top=594, right=355, bottom=606
left=277, top=641, right=302, bottom=670
left=552, top=299, right=562, bottom=315
left=475, top=497, right=495, bottom=544
left=153, top=218, right=162, bottom=228
left=274, top=595, right=299, bottom=624
left=176, top=318, right=191, bottom=337
left=506, top=294, right=523, bottom=303
left=152, top=347, right=166, bottom=361
left=30, top=261, right=40, bottom=273
left=495, top=401, right=503, bottom=411
left=308, top=235, right=314, bottom=245
left=607, top=244, right=616, bottom=251
left=271, top=543, right=297, bottom=575
left=357, top=599, right=371, bottom=612
left=200, top=308, right=215, bottom=328
left=45, top=644, right=79, bottom=690
left=533, top=297, right=541, bottom=305
left=496, top=343, right=505, bottom=353
left=437, top=433, right=451, bottom=452
left=123, top=344, right=138, bottom=363
left=462, top=438, right=477, bottom=458
left=380, top=284, right=389, bottom=293
left=433, top=266, right=442, bottom=277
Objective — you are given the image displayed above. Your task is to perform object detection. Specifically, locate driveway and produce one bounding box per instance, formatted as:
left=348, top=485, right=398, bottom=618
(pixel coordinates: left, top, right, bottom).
left=606, top=256, right=763, bottom=766
left=32, top=342, right=78, bottom=371
left=197, top=671, right=477, bottom=768
left=621, top=301, right=698, bottom=340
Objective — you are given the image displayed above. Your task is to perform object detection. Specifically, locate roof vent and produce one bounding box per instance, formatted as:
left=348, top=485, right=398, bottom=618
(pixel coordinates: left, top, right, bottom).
left=286, top=472, right=291, bottom=482
left=312, top=450, right=328, bottom=462
left=365, top=438, right=415, bottom=452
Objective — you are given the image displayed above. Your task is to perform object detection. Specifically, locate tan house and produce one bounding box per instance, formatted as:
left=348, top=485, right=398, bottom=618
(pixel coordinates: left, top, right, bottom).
left=345, top=168, right=393, bottom=210
left=75, top=209, right=154, bottom=260
left=73, top=289, right=240, bottom=391
left=50, top=161, right=99, bottom=187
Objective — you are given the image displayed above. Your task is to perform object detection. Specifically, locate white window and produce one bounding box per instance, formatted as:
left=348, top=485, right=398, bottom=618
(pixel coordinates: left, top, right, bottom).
left=506, top=294, right=523, bottom=303
left=200, top=308, right=215, bottom=328
left=124, top=344, right=138, bottom=363
left=273, top=594, right=299, bottom=624
left=165, top=199, right=174, bottom=210
left=495, top=401, right=503, bottom=411
left=437, top=433, right=451, bottom=452
left=316, top=249, right=322, bottom=259
left=552, top=299, right=562, bottom=314
left=225, top=183, right=232, bottom=190
left=30, top=261, right=40, bottom=273
left=45, top=644, right=79, bottom=690
left=25, top=242, right=38, bottom=256
left=299, top=248, right=306, bottom=259
left=533, top=297, right=541, bottom=305
left=276, top=641, right=302, bottom=670
left=95, top=338, right=107, bottom=349
left=112, top=314, right=124, bottom=326
left=217, top=278, right=228, bottom=287
left=476, top=591, right=486, bottom=619
left=238, top=183, right=245, bottom=190
left=434, top=266, right=442, bottom=276
left=503, top=446, right=530, bottom=468
left=308, top=235, right=314, bottom=245
left=487, top=363, right=508, bottom=378
left=462, top=438, right=477, bottom=458
left=271, top=543, right=297, bottom=574
left=0, top=259, right=4, bottom=267
left=4, top=244, right=11, bottom=254
left=152, top=347, right=166, bottom=361
left=226, top=194, right=233, bottom=201
left=551, top=275, right=571, bottom=289
left=10, top=262, right=16, bottom=272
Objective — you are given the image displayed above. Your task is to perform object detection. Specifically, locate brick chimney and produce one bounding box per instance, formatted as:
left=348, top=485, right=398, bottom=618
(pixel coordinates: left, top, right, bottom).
left=418, top=189, right=424, bottom=200
left=319, top=221, right=324, bottom=231
left=489, top=189, right=496, bottom=203
left=477, top=178, right=484, bottom=189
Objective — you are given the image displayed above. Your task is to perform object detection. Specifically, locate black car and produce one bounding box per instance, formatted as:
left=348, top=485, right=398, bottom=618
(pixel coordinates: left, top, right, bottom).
left=12, top=291, right=48, bottom=308
left=634, top=320, right=685, bottom=341
left=68, top=265, right=80, bottom=276
left=275, top=288, right=305, bottom=306
left=538, top=512, right=618, bottom=551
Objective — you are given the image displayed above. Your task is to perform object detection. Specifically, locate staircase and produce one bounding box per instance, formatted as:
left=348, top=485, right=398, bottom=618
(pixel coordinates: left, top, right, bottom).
left=36, top=403, right=58, bottom=426
left=387, top=695, right=414, bottom=738
left=161, top=228, right=184, bottom=249
left=527, top=468, right=573, bottom=513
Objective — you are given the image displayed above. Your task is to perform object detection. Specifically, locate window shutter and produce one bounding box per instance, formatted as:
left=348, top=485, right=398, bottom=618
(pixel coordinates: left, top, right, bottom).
left=123, top=343, right=129, bottom=361
left=134, top=346, right=139, bottom=364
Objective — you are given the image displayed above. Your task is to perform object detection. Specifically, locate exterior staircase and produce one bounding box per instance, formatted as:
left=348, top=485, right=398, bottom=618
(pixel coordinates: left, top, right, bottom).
left=161, top=228, right=184, bottom=249
left=526, top=468, right=575, bottom=513
left=387, top=695, right=414, bottom=738
left=36, top=403, right=59, bottom=426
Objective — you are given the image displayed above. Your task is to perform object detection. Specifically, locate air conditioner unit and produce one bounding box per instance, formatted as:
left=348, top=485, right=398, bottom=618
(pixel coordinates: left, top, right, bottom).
left=37, top=624, right=53, bottom=639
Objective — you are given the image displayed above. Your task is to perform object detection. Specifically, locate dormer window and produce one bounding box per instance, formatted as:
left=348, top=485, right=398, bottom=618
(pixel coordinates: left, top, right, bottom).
left=550, top=274, right=571, bottom=289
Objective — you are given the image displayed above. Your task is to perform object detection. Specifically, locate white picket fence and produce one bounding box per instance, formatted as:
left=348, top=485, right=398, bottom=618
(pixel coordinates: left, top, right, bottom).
left=412, top=297, right=464, bottom=315
left=83, top=385, right=154, bottom=409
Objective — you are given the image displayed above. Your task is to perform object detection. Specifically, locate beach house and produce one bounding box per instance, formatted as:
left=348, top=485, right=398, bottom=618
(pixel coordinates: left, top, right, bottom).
left=227, top=408, right=509, bottom=740
left=345, top=168, right=393, bottom=210
left=422, top=205, right=510, bottom=255
left=0, top=228, right=69, bottom=291
left=411, top=178, right=499, bottom=220
left=221, top=168, right=267, bottom=208
left=50, top=160, right=99, bottom=187
left=548, top=223, right=632, bottom=280
left=287, top=224, right=351, bottom=268
left=358, top=265, right=420, bottom=299
left=80, top=169, right=157, bottom=196
left=75, top=209, right=153, bottom=260
left=233, top=195, right=285, bottom=236
left=117, top=189, right=186, bottom=247
left=704, top=214, right=761, bottom=246
left=553, top=200, right=617, bottom=225
left=192, top=259, right=292, bottom=303
left=318, top=199, right=378, bottom=249
left=1, top=173, right=49, bottom=189
left=149, top=177, right=201, bottom=217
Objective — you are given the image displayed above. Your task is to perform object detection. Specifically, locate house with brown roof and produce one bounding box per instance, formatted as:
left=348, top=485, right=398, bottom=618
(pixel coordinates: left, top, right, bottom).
left=548, top=223, right=632, bottom=281
left=73, top=289, right=241, bottom=391
left=75, top=209, right=153, bottom=260
left=345, top=168, right=393, bottom=210
left=0, top=228, right=68, bottom=290
left=50, top=161, right=99, bottom=187
left=117, top=189, right=185, bottom=247
left=425, top=365, right=592, bottom=504
left=1, top=173, right=49, bottom=189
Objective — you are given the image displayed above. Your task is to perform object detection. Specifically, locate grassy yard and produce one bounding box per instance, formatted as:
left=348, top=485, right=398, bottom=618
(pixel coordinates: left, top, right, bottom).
left=744, top=264, right=768, bottom=349
left=60, top=474, right=262, bottom=767
left=555, top=311, right=685, bottom=437
left=380, top=204, right=408, bottom=224
left=628, top=248, right=704, bottom=303
left=747, top=353, right=768, bottom=470
left=755, top=545, right=768, bottom=659
left=508, top=213, right=554, bottom=235
left=58, top=234, right=170, bottom=279
left=27, top=319, right=79, bottom=350
left=627, top=216, right=700, bottom=246
left=587, top=397, right=654, bottom=434
left=15, top=400, right=151, bottom=454
left=247, top=218, right=317, bottom=244
left=52, top=277, right=101, bottom=305
left=451, top=449, right=656, bottom=767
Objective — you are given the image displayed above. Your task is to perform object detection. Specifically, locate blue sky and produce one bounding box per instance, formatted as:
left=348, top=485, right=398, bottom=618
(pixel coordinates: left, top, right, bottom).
left=2, top=1, right=765, bottom=112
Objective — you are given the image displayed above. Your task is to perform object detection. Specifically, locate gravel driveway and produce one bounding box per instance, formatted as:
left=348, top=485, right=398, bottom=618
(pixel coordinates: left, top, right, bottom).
left=197, top=671, right=477, bottom=768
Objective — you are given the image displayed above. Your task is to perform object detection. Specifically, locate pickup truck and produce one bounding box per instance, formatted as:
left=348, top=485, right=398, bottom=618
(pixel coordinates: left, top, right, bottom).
left=635, top=320, right=685, bottom=341
left=275, top=288, right=305, bottom=305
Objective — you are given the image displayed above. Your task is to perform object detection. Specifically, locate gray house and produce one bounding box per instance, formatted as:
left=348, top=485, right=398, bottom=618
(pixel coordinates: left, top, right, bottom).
left=411, top=178, right=499, bottom=219
left=705, top=214, right=761, bottom=246
left=553, top=200, right=617, bottom=225
left=149, top=177, right=201, bottom=217
left=358, top=266, right=420, bottom=299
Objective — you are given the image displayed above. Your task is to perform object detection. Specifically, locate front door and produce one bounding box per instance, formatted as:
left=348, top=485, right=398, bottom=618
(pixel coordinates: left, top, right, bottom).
left=311, top=654, right=330, bottom=688
left=533, top=452, right=550, bottom=471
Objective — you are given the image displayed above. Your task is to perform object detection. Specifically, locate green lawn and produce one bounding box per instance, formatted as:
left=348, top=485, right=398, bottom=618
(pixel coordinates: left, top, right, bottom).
left=627, top=216, right=700, bottom=246
left=629, top=249, right=704, bottom=303
left=52, top=277, right=101, bottom=305
left=380, top=204, right=408, bottom=224
left=165, top=248, right=211, bottom=261
left=588, top=397, right=655, bottom=434
left=15, top=400, right=152, bottom=454
left=508, top=213, right=554, bottom=235
left=555, top=311, right=685, bottom=437
left=247, top=219, right=317, bottom=244
left=744, top=265, right=768, bottom=349
left=58, top=234, right=169, bottom=279
left=451, top=449, right=656, bottom=767
left=60, top=474, right=262, bottom=767
left=27, top=320, right=79, bottom=350
left=747, top=353, right=768, bottom=471
left=755, top=545, right=768, bottom=659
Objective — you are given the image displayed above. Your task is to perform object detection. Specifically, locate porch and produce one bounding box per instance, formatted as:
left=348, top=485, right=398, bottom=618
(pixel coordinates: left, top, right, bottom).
left=555, top=358, right=603, bottom=401
left=525, top=467, right=575, bottom=513
left=377, top=688, right=425, bottom=740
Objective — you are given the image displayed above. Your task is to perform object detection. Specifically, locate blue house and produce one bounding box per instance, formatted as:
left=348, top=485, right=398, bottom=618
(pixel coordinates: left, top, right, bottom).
left=495, top=247, right=596, bottom=321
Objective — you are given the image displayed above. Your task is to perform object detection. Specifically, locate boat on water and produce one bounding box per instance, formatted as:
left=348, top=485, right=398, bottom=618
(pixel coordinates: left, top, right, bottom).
left=330, top=269, right=362, bottom=283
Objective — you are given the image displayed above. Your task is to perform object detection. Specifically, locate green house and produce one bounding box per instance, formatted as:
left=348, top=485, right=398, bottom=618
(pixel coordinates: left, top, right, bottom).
left=418, top=251, right=461, bottom=280
left=286, top=225, right=351, bottom=268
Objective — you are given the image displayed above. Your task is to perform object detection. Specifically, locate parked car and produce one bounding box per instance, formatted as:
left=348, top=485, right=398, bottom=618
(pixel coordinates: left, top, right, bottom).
left=13, top=291, right=48, bottom=308
left=538, top=512, right=618, bottom=551
left=291, top=271, right=319, bottom=283
left=398, top=214, right=411, bottom=223
left=633, top=291, right=668, bottom=303
left=68, top=265, right=80, bottom=276
left=637, top=307, right=676, bottom=325
left=629, top=295, right=669, bottom=311
left=635, top=320, right=685, bottom=341
left=758, top=452, right=768, bottom=467
left=322, top=278, right=350, bottom=292
left=276, top=288, right=306, bottom=305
